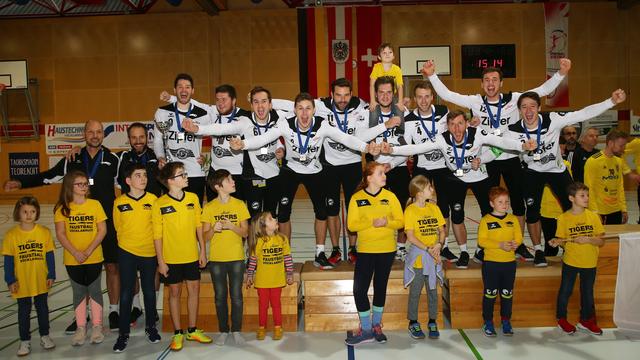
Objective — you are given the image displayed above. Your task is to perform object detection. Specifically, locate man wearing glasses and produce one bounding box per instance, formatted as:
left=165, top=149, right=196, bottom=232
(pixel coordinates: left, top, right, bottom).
left=561, top=125, right=579, bottom=163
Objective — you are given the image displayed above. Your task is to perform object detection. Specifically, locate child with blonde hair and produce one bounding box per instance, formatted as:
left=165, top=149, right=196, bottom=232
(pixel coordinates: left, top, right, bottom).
left=246, top=212, right=294, bottom=341
left=403, top=175, right=445, bottom=340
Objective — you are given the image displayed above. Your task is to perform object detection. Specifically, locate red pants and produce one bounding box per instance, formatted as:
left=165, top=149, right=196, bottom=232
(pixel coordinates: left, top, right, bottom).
left=257, top=287, right=282, bottom=327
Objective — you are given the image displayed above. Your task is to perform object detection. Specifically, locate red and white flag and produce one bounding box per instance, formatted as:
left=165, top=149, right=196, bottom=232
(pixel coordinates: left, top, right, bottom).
left=355, top=6, right=381, bottom=102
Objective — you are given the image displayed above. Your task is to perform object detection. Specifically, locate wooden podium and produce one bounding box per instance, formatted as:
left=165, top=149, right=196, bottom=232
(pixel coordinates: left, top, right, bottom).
left=301, top=260, right=445, bottom=332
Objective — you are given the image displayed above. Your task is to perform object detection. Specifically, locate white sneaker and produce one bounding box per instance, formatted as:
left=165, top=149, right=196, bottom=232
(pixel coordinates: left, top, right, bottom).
left=90, top=325, right=104, bottom=344
left=71, top=327, right=86, bottom=346
left=17, top=341, right=31, bottom=356
left=215, top=332, right=228, bottom=346
left=232, top=331, right=245, bottom=345
left=40, top=335, right=56, bottom=350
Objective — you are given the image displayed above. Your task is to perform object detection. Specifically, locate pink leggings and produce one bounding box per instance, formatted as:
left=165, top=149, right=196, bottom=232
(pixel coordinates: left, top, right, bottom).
left=257, top=287, right=282, bottom=327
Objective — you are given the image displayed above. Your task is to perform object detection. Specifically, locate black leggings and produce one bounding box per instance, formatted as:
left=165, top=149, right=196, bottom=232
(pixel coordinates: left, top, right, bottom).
left=523, top=169, right=572, bottom=224
left=482, top=261, right=516, bottom=321
left=413, top=167, right=451, bottom=218
left=486, top=157, right=526, bottom=216
left=447, top=174, right=492, bottom=224
left=278, top=167, right=327, bottom=223
left=353, top=252, right=396, bottom=312
left=324, top=162, right=362, bottom=217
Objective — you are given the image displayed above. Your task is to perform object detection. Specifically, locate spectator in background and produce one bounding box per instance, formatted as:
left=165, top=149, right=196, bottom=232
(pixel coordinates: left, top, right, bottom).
left=561, top=125, right=579, bottom=162
left=571, top=127, right=600, bottom=183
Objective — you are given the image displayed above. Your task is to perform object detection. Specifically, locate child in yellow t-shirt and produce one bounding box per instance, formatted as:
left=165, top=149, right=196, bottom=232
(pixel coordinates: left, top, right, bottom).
left=201, top=169, right=250, bottom=345
left=550, top=182, right=605, bottom=336
left=246, top=212, right=294, bottom=341
left=54, top=170, right=107, bottom=346
left=3, top=197, right=56, bottom=356
left=369, top=43, right=405, bottom=110
left=403, top=175, right=445, bottom=340
left=477, top=187, right=523, bottom=337
left=153, top=161, right=211, bottom=351
left=368, top=43, right=406, bottom=137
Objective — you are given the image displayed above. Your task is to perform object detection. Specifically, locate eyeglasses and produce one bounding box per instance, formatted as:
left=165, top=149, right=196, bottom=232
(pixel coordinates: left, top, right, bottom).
left=170, top=172, right=188, bottom=179
left=73, top=182, right=89, bottom=188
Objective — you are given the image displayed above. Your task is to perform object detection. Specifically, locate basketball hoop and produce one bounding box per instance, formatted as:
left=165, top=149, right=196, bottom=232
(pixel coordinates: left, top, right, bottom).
left=0, top=83, right=6, bottom=93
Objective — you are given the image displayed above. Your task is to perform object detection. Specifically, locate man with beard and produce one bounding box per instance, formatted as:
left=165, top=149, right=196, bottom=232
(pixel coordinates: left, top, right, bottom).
left=3, top=120, right=123, bottom=332
left=271, top=78, right=399, bottom=265
left=562, top=125, right=579, bottom=162
left=584, top=128, right=630, bottom=224
left=182, top=87, right=285, bottom=218
left=161, top=84, right=251, bottom=201
left=154, top=73, right=213, bottom=205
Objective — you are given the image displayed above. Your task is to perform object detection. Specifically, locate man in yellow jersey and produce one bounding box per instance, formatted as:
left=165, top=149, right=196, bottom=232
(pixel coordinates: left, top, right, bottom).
left=153, top=162, right=212, bottom=351
left=112, top=164, right=161, bottom=352
left=583, top=129, right=630, bottom=224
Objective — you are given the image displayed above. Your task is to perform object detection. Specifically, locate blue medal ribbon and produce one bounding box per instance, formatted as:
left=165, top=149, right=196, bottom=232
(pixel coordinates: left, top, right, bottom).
left=417, top=106, right=437, bottom=141
left=296, top=118, right=313, bottom=156
left=173, top=103, right=193, bottom=132
left=450, top=132, right=468, bottom=171
left=483, top=95, right=502, bottom=131
left=522, top=116, right=541, bottom=148
left=331, top=103, right=348, bottom=133
left=215, top=107, right=237, bottom=124
left=83, top=149, right=103, bottom=181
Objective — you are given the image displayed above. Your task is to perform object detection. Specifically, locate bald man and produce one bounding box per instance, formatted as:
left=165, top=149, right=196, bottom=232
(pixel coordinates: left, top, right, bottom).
left=4, top=120, right=123, bottom=332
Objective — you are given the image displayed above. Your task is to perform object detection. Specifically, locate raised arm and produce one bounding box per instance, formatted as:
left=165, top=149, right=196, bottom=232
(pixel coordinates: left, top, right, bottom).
left=422, top=60, right=476, bottom=109
left=524, top=58, right=570, bottom=96
left=551, top=89, right=625, bottom=130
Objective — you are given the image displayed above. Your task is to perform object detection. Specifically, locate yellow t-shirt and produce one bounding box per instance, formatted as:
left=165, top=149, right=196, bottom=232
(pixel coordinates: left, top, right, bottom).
left=201, top=197, right=250, bottom=262
left=152, top=192, right=202, bottom=264
left=541, top=160, right=572, bottom=218
left=477, top=213, right=523, bottom=263
left=2, top=224, right=55, bottom=299
left=370, top=63, right=404, bottom=88
left=404, top=202, right=445, bottom=268
left=348, top=188, right=404, bottom=254
left=584, top=151, right=627, bottom=215
left=113, top=192, right=157, bottom=257
left=555, top=209, right=605, bottom=268
left=54, top=199, right=107, bottom=266
left=624, top=137, right=640, bottom=170
left=253, top=234, right=291, bottom=288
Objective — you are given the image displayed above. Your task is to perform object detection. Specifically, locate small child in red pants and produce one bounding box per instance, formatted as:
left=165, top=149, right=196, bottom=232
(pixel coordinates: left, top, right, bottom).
left=246, top=212, right=294, bottom=340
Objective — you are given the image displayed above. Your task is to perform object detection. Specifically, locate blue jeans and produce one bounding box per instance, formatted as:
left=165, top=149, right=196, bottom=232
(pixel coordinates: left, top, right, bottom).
left=556, top=263, right=596, bottom=320
left=208, top=260, right=245, bottom=332
left=118, top=247, right=158, bottom=334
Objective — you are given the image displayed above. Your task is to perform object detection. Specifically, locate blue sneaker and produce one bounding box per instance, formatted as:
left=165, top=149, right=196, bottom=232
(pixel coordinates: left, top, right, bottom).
left=502, top=319, right=514, bottom=336
left=482, top=321, right=497, bottom=337
left=344, top=328, right=374, bottom=346
left=408, top=322, right=425, bottom=339
left=427, top=322, right=440, bottom=339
